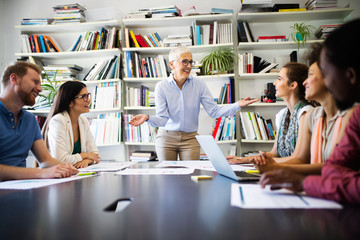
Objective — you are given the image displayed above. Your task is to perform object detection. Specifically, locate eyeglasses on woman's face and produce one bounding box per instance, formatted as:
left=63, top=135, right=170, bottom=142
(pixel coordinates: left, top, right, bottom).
left=74, top=93, right=91, bottom=102
left=176, top=59, right=195, bottom=67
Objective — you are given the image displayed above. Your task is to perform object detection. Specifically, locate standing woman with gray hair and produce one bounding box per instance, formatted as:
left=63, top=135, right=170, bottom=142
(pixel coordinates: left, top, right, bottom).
left=129, top=46, right=258, bottom=161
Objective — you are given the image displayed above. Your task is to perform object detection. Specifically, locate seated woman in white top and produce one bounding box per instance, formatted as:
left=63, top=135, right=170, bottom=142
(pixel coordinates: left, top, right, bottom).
left=227, top=62, right=313, bottom=164
left=42, top=81, right=100, bottom=168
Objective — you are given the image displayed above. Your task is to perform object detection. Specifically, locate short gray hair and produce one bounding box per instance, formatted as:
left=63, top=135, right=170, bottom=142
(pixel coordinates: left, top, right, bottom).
left=169, top=46, right=191, bottom=62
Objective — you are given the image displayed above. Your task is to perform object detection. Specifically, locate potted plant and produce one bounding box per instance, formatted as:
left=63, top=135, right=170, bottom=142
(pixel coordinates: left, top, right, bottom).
left=290, top=22, right=315, bottom=50
left=38, top=71, right=60, bottom=107
left=200, top=48, right=234, bottom=75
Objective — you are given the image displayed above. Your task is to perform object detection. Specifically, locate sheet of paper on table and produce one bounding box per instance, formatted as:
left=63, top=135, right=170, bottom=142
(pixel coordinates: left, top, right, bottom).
left=0, top=175, right=93, bottom=190
left=231, top=183, right=342, bottom=209
left=116, top=168, right=195, bottom=175
left=79, top=161, right=135, bottom=172
left=156, top=160, right=255, bottom=172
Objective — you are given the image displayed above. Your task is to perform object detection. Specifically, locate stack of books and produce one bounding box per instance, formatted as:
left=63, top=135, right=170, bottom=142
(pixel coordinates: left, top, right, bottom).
left=240, top=0, right=274, bottom=13
left=130, top=151, right=157, bottom=162
left=257, top=35, right=287, bottom=42
left=305, top=0, right=337, bottom=10
left=239, top=112, right=276, bottom=141
left=127, top=11, right=152, bottom=19
left=315, top=24, right=342, bottom=39
left=163, top=34, right=192, bottom=47
left=210, top=8, right=234, bottom=14
left=21, top=18, right=53, bottom=25
left=137, top=5, right=181, bottom=18
left=190, top=62, right=202, bottom=76
left=53, top=3, right=86, bottom=24
left=272, top=3, right=301, bottom=12
left=43, top=64, right=83, bottom=81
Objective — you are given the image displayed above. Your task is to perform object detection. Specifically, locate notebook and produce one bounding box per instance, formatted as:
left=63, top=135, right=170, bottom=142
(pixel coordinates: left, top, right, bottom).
left=196, top=135, right=260, bottom=181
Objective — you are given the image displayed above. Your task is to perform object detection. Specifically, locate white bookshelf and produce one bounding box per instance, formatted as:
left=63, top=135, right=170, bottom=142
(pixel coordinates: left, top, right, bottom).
left=122, top=13, right=237, bottom=157
left=16, top=19, right=124, bottom=159
left=236, top=8, right=353, bottom=155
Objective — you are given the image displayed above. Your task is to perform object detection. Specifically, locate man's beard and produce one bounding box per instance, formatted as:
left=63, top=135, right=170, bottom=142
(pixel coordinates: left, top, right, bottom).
left=18, top=89, right=36, bottom=106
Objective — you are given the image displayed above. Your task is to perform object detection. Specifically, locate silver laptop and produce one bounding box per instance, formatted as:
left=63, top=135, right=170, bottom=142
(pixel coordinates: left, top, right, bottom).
left=196, top=135, right=260, bottom=181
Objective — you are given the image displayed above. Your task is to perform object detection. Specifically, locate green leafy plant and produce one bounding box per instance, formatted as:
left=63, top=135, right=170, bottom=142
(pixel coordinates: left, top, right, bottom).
left=290, top=22, right=315, bottom=51
left=38, top=71, right=60, bottom=107
left=201, top=48, right=234, bottom=75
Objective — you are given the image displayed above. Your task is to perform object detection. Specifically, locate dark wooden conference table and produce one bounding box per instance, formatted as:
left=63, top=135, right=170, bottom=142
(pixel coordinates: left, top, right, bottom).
left=0, top=162, right=359, bottom=240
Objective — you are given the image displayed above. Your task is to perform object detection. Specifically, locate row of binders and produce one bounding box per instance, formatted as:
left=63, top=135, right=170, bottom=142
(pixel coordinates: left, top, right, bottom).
left=239, top=112, right=276, bottom=141
left=70, top=27, right=121, bottom=51
left=124, top=52, right=169, bottom=78
left=212, top=115, right=236, bottom=141
left=90, top=82, right=120, bottom=110
left=238, top=53, right=278, bottom=74
left=20, top=34, right=62, bottom=53
left=88, top=113, right=121, bottom=145
left=84, top=55, right=121, bottom=81
left=123, top=114, right=158, bottom=143
left=125, top=29, right=163, bottom=48
left=217, top=78, right=235, bottom=104
left=192, top=22, right=233, bottom=45
left=126, top=85, right=155, bottom=107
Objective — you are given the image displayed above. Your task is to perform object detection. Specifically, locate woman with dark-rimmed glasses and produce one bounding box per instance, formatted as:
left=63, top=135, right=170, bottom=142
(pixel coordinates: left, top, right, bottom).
left=42, top=81, right=100, bottom=168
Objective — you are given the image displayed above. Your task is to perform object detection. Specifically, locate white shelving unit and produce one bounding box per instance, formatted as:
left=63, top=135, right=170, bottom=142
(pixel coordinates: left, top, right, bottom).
left=16, top=20, right=125, bottom=160
left=237, top=8, right=353, bottom=156
left=122, top=13, right=238, bottom=157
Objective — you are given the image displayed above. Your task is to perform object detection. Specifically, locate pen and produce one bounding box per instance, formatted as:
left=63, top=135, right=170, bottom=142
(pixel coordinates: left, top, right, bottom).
left=296, top=193, right=310, bottom=206
left=245, top=170, right=260, bottom=174
left=239, top=186, right=245, bottom=205
left=78, top=172, right=97, bottom=176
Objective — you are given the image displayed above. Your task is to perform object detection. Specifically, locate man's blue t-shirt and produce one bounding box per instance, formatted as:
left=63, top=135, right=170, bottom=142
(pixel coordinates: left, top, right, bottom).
left=0, top=101, right=42, bottom=167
